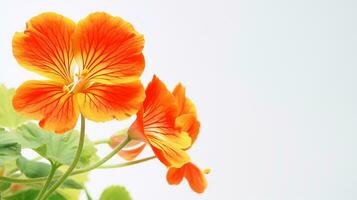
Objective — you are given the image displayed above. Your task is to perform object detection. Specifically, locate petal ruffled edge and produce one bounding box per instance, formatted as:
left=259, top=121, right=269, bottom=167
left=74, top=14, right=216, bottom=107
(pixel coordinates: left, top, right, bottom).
left=12, top=12, right=76, bottom=84
left=73, top=12, right=145, bottom=85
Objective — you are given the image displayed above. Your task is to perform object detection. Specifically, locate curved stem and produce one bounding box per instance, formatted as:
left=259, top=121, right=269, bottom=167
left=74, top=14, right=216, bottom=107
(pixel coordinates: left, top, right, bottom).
left=71, top=137, right=131, bottom=175
left=93, top=139, right=110, bottom=145
left=39, top=115, right=86, bottom=200
left=0, top=137, right=145, bottom=184
left=0, top=155, right=154, bottom=184
left=98, top=156, right=156, bottom=169
left=35, top=161, right=59, bottom=200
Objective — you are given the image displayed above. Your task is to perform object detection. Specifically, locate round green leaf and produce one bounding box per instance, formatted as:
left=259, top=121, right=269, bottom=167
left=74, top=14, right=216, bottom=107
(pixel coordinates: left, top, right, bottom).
left=99, top=185, right=132, bottom=200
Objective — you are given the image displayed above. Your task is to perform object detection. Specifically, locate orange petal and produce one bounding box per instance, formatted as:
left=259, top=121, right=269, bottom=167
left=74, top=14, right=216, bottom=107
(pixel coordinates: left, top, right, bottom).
left=167, top=166, right=185, bottom=185
left=73, top=12, right=145, bottom=84
left=13, top=80, right=79, bottom=133
left=184, top=162, right=208, bottom=193
left=127, top=109, right=146, bottom=141
left=128, top=76, right=178, bottom=140
left=176, top=114, right=200, bottom=145
left=129, top=76, right=190, bottom=167
left=111, top=134, right=146, bottom=161
left=13, top=12, right=76, bottom=84
left=119, top=142, right=146, bottom=161
left=172, top=84, right=201, bottom=144
left=75, top=81, right=144, bottom=122
left=147, top=133, right=191, bottom=168
left=142, top=76, right=178, bottom=136
left=172, top=84, right=197, bottom=116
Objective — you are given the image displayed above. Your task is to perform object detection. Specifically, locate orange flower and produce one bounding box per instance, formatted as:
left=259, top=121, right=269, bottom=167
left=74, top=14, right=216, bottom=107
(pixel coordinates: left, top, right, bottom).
left=111, top=76, right=191, bottom=168
left=111, top=76, right=208, bottom=193
left=12, top=12, right=145, bottom=133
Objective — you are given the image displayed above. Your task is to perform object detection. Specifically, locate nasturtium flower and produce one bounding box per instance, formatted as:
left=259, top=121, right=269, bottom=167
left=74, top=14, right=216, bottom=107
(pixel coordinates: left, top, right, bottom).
left=111, top=76, right=191, bottom=168
left=12, top=12, right=145, bottom=133
left=111, top=76, right=208, bottom=193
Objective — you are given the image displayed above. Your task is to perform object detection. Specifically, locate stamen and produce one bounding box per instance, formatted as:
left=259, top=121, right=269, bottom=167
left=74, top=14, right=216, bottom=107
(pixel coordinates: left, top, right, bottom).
left=203, top=168, right=211, bottom=174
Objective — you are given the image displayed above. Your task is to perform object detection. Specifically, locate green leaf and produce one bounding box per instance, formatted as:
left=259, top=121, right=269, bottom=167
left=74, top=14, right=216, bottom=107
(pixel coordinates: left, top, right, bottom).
left=16, top=156, right=51, bottom=178
left=0, top=85, right=28, bottom=128
left=0, top=181, right=11, bottom=192
left=99, top=186, right=132, bottom=200
left=0, top=132, right=21, bottom=165
left=13, top=123, right=97, bottom=167
left=12, top=124, right=49, bottom=149
left=3, top=189, right=66, bottom=200
left=16, top=156, right=84, bottom=190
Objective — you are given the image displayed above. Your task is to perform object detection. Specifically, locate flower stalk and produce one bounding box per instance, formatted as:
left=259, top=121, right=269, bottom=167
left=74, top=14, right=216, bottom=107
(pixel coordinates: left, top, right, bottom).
left=38, top=115, right=86, bottom=200
left=35, top=161, right=60, bottom=200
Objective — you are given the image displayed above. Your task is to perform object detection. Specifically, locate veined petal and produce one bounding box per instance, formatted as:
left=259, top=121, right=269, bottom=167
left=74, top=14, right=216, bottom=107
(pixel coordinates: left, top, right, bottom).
left=142, top=76, right=178, bottom=136
left=111, top=134, right=146, bottom=161
left=184, top=162, right=207, bottom=193
left=165, top=132, right=191, bottom=149
left=147, top=133, right=190, bottom=168
left=12, top=81, right=79, bottom=133
left=128, top=76, right=189, bottom=167
left=13, top=12, right=76, bottom=84
left=76, top=81, right=145, bottom=122
left=73, top=12, right=145, bottom=84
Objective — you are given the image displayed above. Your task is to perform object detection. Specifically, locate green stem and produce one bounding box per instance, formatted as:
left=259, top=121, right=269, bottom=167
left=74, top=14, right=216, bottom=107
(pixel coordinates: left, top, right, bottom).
left=84, top=186, right=93, bottom=200
left=98, top=156, right=156, bottom=169
left=38, top=115, right=86, bottom=200
left=35, top=161, right=59, bottom=200
left=71, top=137, right=131, bottom=175
left=0, top=139, right=156, bottom=184
left=93, top=139, right=110, bottom=145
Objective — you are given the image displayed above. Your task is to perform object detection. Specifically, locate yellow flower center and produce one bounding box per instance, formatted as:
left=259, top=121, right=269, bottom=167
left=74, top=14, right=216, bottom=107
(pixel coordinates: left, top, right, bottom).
left=63, top=69, right=92, bottom=94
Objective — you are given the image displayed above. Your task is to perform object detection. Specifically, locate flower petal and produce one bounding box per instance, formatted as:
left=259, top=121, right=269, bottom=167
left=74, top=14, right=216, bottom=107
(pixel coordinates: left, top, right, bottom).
left=129, top=76, right=190, bottom=167
left=184, top=162, right=208, bottom=193
left=76, top=81, right=145, bottom=122
left=147, top=133, right=191, bottom=168
left=111, top=134, right=146, bottom=161
left=73, top=12, right=145, bottom=84
left=142, top=76, right=178, bottom=136
left=172, top=84, right=197, bottom=116
left=13, top=12, right=76, bottom=84
left=173, top=84, right=200, bottom=144
left=176, top=114, right=200, bottom=145
left=12, top=81, right=79, bottom=133
left=167, top=166, right=185, bottom=185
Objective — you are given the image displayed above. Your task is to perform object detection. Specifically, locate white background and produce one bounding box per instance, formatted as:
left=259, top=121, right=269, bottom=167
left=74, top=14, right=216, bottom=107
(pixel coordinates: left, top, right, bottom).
left=1, top=0, right=356, bottom=200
